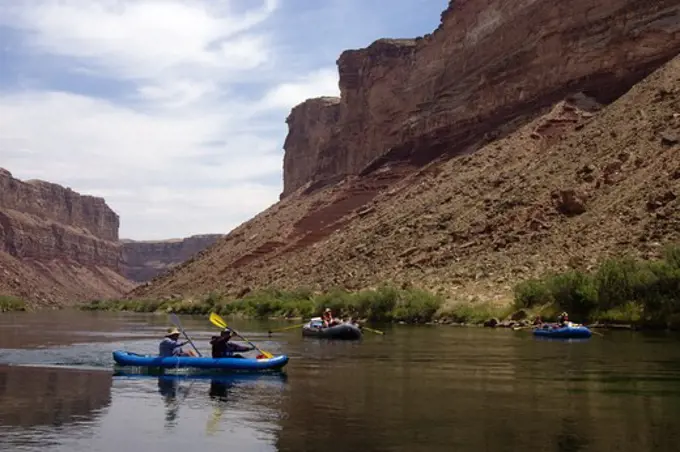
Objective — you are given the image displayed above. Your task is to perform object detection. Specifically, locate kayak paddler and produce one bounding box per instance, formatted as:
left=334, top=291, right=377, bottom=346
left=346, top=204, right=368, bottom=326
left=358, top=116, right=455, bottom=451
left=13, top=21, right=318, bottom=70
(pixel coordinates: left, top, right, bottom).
left=159, top=327, right=197, bottom=357
left=210, top=328, right=256, bottom=359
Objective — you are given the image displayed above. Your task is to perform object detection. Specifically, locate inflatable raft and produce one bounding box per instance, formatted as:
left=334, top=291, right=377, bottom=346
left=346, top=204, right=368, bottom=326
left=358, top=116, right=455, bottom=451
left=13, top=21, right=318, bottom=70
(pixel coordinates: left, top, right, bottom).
left=302, top=318, right=363, bottom=340
left=532, top=324, right=592, bottom=339
left=112, top=350, right=289, bottom=371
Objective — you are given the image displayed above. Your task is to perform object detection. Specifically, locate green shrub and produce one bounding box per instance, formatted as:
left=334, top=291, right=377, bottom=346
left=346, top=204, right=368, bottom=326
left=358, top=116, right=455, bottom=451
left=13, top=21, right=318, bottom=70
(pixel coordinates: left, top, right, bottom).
left=80, top=285, right=446, bottom=323
left=514, top=279, right=552, bottom=309
left=546, top=270, right=597, bottom=318
left=0, top=296, right=27, bottom=312
left=512, top=243, right=680, bottom=327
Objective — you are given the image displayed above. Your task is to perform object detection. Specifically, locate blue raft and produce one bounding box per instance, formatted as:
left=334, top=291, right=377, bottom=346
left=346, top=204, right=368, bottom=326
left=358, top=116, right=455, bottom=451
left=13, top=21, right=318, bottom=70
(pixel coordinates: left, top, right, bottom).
left=532, top=324, right=592, bottom=339
left=112, top=350, right=289, bottom=371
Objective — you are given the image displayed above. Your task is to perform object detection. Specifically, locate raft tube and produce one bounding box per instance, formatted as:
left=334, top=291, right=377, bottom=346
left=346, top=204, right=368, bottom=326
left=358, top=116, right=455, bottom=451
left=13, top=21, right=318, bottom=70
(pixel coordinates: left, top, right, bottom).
left=532, top=324, right=592, bottom=339
left=301, top=322, right=363, bottom=340
left=112, top=350, right=289, bottom=371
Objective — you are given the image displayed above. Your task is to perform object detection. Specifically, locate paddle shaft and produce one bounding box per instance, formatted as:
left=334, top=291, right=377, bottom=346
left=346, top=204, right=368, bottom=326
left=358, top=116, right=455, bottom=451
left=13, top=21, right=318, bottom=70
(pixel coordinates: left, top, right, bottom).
left=361, top=326, right=384, bottom=335
left=268, top=323, right=306, bottom=334
left=170, top=314, right=202, bottom=357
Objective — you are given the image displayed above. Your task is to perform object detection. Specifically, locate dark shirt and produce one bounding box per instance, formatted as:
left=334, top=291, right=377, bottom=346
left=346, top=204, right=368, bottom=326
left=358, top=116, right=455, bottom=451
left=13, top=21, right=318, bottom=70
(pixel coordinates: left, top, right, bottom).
left=210, top=336, right=252, bottom=358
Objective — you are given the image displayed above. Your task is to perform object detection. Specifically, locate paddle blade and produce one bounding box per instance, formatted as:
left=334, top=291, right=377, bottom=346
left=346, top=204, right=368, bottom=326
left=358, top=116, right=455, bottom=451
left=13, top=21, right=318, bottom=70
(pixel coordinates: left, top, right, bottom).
left=169, top=313, right=182, bottom=328
left=362, top=326, right=384, bottom=335
left=209, top=312, right=227, bottom=329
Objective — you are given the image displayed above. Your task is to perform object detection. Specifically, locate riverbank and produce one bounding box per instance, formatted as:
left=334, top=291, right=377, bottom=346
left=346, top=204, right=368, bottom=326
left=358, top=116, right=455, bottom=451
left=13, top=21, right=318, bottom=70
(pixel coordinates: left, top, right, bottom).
left=514, top=245, right=680, bottom=330
left=8, top=246, right=680, bottom=331
left=81, top=285, right=476, bottom=323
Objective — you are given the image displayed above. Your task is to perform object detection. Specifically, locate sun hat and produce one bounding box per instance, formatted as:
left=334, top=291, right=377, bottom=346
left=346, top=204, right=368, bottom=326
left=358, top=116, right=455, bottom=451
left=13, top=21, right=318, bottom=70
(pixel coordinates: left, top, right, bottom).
left=166, top=327, right=181, bottom=337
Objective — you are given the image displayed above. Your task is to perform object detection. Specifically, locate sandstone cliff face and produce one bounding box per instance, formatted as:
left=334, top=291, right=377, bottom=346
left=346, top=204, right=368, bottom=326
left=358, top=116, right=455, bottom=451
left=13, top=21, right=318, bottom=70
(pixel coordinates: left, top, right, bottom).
left=282, top=0, right=680, bottom=197
left=281, top=97, right=341, bottom=198
left=121, top=234, right=224, bottom=282
left=0, top=169, right=134, bottom=306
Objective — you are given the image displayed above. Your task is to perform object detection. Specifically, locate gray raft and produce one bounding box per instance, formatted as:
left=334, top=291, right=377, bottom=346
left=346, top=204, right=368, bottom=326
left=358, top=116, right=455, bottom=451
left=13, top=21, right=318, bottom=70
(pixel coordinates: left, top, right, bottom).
left=302, top=320, right=363, bottom=340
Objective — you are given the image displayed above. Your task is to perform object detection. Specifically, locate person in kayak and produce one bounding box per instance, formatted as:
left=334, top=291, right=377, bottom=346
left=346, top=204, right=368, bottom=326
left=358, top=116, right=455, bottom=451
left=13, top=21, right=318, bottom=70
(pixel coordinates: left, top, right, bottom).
left=210, top=328, right=256, bottom=359
left=159, top=328, right=197, bottom=357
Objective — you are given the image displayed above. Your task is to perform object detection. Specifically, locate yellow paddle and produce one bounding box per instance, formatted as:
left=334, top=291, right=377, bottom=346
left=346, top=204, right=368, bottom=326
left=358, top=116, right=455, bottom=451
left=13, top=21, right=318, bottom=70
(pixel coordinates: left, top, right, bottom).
left=209, top=312, right=274, bottom=359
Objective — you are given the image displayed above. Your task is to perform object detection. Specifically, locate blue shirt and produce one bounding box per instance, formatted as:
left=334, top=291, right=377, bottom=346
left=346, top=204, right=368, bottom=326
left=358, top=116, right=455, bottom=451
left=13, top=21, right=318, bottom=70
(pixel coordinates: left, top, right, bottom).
left=159, top=337, right=183, bottom=357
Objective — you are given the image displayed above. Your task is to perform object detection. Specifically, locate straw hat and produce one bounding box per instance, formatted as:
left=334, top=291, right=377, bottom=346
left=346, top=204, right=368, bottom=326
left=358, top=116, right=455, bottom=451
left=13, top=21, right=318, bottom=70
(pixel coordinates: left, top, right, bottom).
left=166, top=327, right=181, bottom=337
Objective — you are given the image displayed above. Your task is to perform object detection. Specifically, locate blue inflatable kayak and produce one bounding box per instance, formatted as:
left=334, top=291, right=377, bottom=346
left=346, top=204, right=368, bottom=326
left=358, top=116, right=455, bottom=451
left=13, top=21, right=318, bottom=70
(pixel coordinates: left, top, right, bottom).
left=112, top=350, right=289, bottom=371
left=532, top=324, right=592, bottom=339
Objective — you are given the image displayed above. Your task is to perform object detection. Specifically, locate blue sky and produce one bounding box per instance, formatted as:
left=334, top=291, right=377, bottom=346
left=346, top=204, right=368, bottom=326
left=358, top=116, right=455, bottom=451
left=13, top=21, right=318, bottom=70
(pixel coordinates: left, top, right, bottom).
left=0, top=0, right=448, bottom=240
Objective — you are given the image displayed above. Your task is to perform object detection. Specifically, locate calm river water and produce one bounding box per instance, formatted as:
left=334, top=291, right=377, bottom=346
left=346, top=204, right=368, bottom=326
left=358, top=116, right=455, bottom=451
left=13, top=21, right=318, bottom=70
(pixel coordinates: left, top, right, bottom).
left=1, top=311, right=680, bottom=452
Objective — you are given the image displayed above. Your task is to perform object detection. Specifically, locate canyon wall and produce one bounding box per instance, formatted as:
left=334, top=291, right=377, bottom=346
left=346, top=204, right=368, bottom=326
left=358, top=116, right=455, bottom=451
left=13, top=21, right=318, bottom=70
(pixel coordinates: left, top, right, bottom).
left=121, top=234, right=224, bottom=282
left=281, top=0, right=680, bottom=197
left=0, top=168, right=134, bottom=306
left=130, top=0, right=680, bottom=302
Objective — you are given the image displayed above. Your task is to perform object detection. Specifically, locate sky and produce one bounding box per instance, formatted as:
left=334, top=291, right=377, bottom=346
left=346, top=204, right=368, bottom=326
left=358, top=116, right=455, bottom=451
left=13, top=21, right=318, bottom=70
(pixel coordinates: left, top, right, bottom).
left=0, top=0, right=448, bottom=240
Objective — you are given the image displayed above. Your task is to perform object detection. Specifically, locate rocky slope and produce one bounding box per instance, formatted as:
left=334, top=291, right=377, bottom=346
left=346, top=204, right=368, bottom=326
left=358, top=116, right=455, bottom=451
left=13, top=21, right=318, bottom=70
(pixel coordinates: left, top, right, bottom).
left=281, top=0, right=680, bottom=197
left=0, top=169, right=134, bottom=306
left=131, top=1, right=680, bottom=303
left=121, top=234, right=224, bottom=282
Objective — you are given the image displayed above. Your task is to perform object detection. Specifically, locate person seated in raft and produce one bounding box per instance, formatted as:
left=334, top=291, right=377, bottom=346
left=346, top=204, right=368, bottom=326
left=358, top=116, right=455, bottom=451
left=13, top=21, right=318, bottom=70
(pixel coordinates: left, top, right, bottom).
left=556, top=312, right=571, bottom=328
left=159, top=328, right=197, bottom=357
left=322, top=308, right=335, bottom=327
left=533, top=315, right=544, bottom=326
left=210, top=328, right=256, bottom=359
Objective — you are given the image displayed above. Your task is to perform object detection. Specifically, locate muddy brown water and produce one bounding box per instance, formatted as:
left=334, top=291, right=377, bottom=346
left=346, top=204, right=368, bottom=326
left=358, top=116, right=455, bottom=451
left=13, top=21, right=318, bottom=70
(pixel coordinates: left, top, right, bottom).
left=1, top=310, right=680, bottom=451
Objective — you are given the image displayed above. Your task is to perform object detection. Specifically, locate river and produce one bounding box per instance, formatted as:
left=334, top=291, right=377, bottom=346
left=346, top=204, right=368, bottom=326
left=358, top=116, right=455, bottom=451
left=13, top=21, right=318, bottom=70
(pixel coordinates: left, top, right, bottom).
left=1, top=311, right=679, bottom=452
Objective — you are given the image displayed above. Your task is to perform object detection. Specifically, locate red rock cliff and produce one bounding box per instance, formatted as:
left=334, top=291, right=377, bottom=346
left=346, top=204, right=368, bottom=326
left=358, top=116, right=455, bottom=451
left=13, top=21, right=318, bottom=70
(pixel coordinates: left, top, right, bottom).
left=121, top=234, right=224, bottom=282
left=0, top=168, right=134, bottom=306
left=281, top=0, right=680, bottom=197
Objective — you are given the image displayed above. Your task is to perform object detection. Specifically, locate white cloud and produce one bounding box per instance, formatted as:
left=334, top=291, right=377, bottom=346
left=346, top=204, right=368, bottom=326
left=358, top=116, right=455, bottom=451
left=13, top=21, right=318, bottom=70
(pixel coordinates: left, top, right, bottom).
left=3, top=0, right=278, bottom=79
left=0, top=0, right=347, bottom=240
left=0, top=90, right=285, bottom=234
left=259, top=68, right=340, bottom=111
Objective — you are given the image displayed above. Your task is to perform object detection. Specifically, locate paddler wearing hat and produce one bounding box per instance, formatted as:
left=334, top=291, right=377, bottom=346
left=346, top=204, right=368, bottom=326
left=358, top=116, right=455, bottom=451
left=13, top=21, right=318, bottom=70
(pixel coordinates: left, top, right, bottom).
left=159, top=327, right=198, bottom=357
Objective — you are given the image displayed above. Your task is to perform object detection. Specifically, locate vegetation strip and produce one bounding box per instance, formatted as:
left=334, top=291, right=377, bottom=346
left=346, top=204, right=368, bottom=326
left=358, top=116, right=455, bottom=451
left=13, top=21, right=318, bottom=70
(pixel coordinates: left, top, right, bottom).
left=80, top=245, right=680, bottom=331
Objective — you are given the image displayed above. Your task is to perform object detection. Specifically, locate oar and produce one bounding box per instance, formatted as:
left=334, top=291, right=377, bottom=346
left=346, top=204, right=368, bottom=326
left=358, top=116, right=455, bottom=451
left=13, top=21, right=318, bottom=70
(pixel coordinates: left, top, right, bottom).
left=268, top=323, right=307, bottom=335
left=360, top=326, right=384, bottom=335
left=209, top=312, right=274, bottom=359
left=512, top=325, right=534, bottom=331
left=169, top=313, right=202, bottom=357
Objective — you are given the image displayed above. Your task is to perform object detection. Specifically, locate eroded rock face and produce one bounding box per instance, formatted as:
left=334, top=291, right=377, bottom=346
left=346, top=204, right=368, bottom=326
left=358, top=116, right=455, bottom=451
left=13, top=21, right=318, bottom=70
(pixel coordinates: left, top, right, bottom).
left=0, top=168, right=118, bottom=241
left=121, top=234, right=224, bottom=282
left=0, top=168, right=134, bottom=305
left=281, top=97, right=341, bottom=199
left=281, top=0, right=680, bottom=197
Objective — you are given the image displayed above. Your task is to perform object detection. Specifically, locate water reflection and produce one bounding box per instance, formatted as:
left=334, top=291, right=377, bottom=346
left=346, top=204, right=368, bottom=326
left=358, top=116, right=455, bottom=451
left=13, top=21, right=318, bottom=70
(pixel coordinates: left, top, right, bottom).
left=0, top=364, right=112, bottom=428
left=113, top=371, right=289, bottom=435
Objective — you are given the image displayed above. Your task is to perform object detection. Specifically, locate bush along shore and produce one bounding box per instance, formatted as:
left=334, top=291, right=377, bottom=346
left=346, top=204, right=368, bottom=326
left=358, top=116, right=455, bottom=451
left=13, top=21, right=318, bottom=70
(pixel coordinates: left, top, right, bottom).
left=82, top=285, right=515, bottom=326
left=81, top=245, right=680, bottom=330
left=0, top=295, right=27, bottom=313
left=514, top=244, right=680, bottom=330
